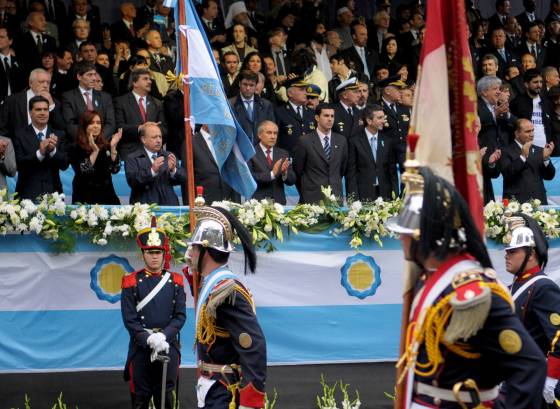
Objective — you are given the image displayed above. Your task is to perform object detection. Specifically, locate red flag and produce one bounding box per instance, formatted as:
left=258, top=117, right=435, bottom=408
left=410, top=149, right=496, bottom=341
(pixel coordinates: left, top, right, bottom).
left=409, top=0, right=484, bottom=234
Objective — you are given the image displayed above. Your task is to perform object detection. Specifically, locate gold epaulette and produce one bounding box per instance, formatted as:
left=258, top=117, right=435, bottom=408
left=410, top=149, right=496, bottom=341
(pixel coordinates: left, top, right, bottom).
left=409, top=269, right=512, bottom=378
left=196, top=280, right=256, bottom=347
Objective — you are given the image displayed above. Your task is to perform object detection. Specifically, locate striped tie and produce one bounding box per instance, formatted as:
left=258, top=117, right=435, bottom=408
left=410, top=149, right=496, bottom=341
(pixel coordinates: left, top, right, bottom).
left=323, top=136, right=331, bottom=160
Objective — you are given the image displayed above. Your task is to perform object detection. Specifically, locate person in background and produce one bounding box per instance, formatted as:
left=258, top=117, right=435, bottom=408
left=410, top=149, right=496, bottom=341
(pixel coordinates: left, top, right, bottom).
left=0, top=135, right=16, bottom=192
left=306, top=84, right=322, bottom=111
left=69, top=110, right=121, bottom=204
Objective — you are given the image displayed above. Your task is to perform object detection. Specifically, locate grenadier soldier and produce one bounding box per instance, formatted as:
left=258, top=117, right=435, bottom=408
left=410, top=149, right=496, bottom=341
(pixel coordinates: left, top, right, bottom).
left=387, top=146, right=546, bottom=408
left=332, top=77, right=363, bottom=139
left=504, top=213, right=560, bottom=407
left=185, top=204, right=266, bottom=409
left=275, top=77, right=316, bottom=154
left=121, top=217, right=187, bottom=409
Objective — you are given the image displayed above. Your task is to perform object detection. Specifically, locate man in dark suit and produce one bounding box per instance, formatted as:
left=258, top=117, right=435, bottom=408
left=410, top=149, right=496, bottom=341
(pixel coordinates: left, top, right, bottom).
left=229, top=70, right=275, bottom=145
left=125, top=123, right=185, bottom=205
left=500, top=118, right=555, bottom=204
left=181, top=125, right=240, bottom=205
left=332, top=77, right=362, bottom=139
left=515, top=0, right=538, bottom=33
left=379, top=76, right=410, bottom=172
left=366, top=9, right=391, bottom=54
left=275, top=77, right=316, bottom=154
left=398, top=12, right=424, bottom=52
left=66, top=0, right=101, bottom=43
left=221, top=51, right=239, bottom=98
left=488, top=0, right=512, bottom=31
left=199, top=0, right=227, bottom=48
left=0, top=27, right=26, bottom=104
left=145, top=29, right=174, bottom=75
left=13, top=95, right=68, bottom=201
left=341, top=22, right=378, bottom=80
left=510, top=69, right=557, bottom=153
left=294, top=103, right=348, bottom=204
left=248, top=120, right=295, bottom=205
left=516, top=21, right=547, bottom=70
left=476, top=75, right=517, bottom=203
left=110, top=2, right=145, bottom=51
left=485, top=27, right=519, bottom=78
left=61, top=62, right=115, bottom=141
left=346, top=104, right=398, bottom=202
left=0, top=68, right=65, bottom=137
left=114, top=68, right=166, bottom=160
left=15, top=11, right=56, bottom=78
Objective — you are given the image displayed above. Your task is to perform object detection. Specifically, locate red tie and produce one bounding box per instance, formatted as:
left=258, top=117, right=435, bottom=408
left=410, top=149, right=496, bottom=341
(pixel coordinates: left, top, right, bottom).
left=138, top=97, right=147, bottom=122
left=266, top=149, right=272, bottom=167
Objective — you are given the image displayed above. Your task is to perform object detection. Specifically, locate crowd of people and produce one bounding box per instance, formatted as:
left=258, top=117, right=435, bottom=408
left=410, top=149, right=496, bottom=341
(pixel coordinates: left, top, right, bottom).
left=0, top=0, right=559, bottom=206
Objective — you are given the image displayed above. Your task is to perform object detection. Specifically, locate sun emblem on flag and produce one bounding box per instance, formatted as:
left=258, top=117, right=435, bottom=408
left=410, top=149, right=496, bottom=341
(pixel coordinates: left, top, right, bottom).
left=340, top=253, right=381, bottom=299
left=90, top=255, right=135, bottom=303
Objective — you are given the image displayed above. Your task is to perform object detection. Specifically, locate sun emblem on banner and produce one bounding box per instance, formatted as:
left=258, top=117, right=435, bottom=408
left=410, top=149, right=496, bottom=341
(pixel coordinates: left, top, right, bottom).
left=90, top=255, right=134, bottom=303
left=340, top=253, right=381, bottom=299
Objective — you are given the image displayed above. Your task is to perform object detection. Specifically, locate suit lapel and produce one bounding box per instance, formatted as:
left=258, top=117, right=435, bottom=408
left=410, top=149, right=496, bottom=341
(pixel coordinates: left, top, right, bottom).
left=360, top=131, right=375, bottom=164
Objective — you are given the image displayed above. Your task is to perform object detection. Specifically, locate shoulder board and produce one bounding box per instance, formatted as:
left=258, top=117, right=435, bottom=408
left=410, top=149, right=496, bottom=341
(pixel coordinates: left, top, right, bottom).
left=206, top=278, right=237, bottom=318
left=121, top=272, right=138, bottom=289
left=172, top=272, right=184, bottom=287
left=444, top=269, right=492, bottom=344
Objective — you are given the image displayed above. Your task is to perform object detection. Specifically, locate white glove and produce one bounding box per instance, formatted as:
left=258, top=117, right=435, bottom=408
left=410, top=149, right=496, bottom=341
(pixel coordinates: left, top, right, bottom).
left=146, top=332, right=165, bottom=349
left=156, top=340, right=170, bottom=354
left=543, top=376, right=558, bottom=403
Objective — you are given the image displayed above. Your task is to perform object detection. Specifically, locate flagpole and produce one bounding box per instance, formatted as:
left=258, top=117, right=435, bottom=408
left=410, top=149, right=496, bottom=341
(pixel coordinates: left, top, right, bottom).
left=178, top=0, right=199, bottom=303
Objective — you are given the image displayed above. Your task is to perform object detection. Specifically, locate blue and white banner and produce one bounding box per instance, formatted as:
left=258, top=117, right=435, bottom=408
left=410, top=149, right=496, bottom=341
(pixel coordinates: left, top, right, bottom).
left=2, top=232, right=560, bottom=373
left=173, top=0, right=257, bottom=198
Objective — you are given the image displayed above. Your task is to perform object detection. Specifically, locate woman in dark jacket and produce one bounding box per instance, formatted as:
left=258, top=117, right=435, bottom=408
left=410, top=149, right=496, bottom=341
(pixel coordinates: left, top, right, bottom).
left=70, top=110, right=122, bottom=204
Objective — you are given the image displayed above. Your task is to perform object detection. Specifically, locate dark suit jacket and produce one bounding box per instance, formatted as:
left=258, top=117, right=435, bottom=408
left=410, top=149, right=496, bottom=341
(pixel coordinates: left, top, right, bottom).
left=125, top=148, right=185, bottom=205
left=114, top=92, right=167, bottom=159
left=148, top=51, right=174, bottom=75
left=61, top=87, right=116, bottom=141
left=510, top=92, right=557, bottom=154
left=229, top=94, right=276, bottom=144
left=13, top=125, right=69, bottom=201
left=346, top=129, right=398, bottom=201
left=110, top=20, right=142, bottom=51
left=516, top=42, right=547, bottom=69
left=14, top=31, right=57, bottom=77
left=477, top=98, right=516, bottom=203
left=341, top=45, right=378, bottom=79
left=0, top=89, right=65, bottom=138
left=500, top=141, right=555, bottom=204
left=293, top=131, right=348, bottom=204
left=180, top=132, right=240, bottom=205
left=333, top=102, right=362, bottom=139
left=163, top=89, right=184, bottom=156
left=248, top=145, right=295, bottom=205
left=275, top=103, right=316, bottom=154
left=0, top=55, right=26, bottom=103
left=515, top=12, right=537, bottom=33
left=485, top=46, right=519, bottom=78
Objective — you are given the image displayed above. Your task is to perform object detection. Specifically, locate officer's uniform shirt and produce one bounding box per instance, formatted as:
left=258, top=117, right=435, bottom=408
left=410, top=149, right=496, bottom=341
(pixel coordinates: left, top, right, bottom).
left=275, top=101, right=316, bottom=154
left=510, top=266, right=560, bottom=374
left=333, top=101, right=362, bottom=139
left=407, top=254, right=546, bottom=408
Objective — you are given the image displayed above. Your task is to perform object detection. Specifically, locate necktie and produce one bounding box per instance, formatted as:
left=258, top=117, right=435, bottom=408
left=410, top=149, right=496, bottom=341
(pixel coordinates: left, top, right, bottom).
left=360, top=48, right=369, bottom=77
left=323, top=136, right=331, bottom=160
left=36, top=34, right=43, bottom=54
left=347, top=107, right=353, bottom=116
left=3, top=57, right=10, bottom=80
left=129, top=23, right=135, bottom=36
left=370, top=135, right=377, bottom=161
left=37, top=131, right=44, bottom=141
left=245, top=100, right=253, bottom=121
left=275, top=51, right=286, bottom=76
left=531, top=45, right=537, bottom=58
left=266, top=148, right=272, bottom=166
left=499, top=48, right=506, bottom=61
left=297, top=106, right=302, bottom=120
left=151, top=153, right=158, bottom=161
left=139, top=96, right=147, bottom=122
left=390, top=103, right=396, bottom=114
left=84, top=91, right=94, bottom=110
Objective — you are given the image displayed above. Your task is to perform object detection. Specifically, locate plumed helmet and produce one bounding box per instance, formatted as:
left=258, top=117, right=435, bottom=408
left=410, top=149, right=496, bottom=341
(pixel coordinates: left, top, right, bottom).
left=188, top=206, right=235, bottom=253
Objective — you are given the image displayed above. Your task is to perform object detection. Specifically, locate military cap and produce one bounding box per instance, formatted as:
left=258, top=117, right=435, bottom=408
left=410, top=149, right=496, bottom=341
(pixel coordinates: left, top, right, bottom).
left=377, top=75, right=406, bottom=89
left=335, top=77, right=359, bottom=94
left=284, top=76, right=308, bottom=89
left=306, top=84, right=322, bottom=98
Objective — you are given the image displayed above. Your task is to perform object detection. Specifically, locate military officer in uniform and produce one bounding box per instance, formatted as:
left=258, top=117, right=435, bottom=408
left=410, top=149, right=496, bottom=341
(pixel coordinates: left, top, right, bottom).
left=504, top=213, right=560, bottom=407
left=186, top=204, right=266, bottom=409
left=121, top=217, right=187, bottom=409
left=275, top=77, right=316, bottom=154
left=378, top=75, right=410, bottom=174
left=332, top=77, right=363, bottom=139
left=387, top=149, right=546, bottom=408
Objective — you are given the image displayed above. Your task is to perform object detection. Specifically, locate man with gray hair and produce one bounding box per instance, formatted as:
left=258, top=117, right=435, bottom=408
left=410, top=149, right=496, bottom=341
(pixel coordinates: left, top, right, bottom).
left=477, top=75, right=516, bottom=203
left=0, top=68, right=65, bottom=137
left=0, top=135, right=16, bottom=192
left=14, top=11, right=56, bottom=77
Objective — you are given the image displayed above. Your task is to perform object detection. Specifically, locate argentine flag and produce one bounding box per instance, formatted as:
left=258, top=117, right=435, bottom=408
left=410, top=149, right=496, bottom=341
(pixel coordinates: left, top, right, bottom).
left=168, top=0, right=257, bottom=198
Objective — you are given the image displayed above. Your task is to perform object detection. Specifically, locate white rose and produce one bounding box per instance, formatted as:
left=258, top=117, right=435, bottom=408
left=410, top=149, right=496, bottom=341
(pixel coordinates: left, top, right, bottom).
left=507, top=202, right=520, bottom=212
left=97, top=238, right=108, bottom=246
